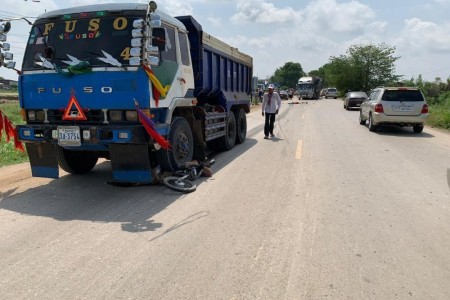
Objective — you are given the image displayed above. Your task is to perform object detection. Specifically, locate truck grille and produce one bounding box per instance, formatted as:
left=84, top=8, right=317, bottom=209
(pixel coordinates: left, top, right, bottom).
left=29, top=109, right=106, bottom=124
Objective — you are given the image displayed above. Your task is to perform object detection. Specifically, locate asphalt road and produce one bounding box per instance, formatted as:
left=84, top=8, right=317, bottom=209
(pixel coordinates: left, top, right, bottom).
left=1, top=98, right=449, bottom=299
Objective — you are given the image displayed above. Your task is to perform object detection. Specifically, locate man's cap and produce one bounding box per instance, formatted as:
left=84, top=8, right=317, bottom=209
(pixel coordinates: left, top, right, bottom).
left=268, top=84, right=274, bottom=89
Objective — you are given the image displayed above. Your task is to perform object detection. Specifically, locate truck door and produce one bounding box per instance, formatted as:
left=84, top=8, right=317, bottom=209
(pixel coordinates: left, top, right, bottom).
left=178, top=30, right=194, bottom=97
left=150, top=26, right=182, bottom=106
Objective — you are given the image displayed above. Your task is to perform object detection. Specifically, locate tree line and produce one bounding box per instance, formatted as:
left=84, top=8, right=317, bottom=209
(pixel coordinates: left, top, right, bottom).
left=268, top=43, right=450, bottom=129
left=269, top=43, right=449, bottom=94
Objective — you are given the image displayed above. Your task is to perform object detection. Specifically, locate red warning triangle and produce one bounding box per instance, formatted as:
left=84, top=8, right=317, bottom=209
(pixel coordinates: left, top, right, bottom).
left=62, top=94, right=87, bottom=121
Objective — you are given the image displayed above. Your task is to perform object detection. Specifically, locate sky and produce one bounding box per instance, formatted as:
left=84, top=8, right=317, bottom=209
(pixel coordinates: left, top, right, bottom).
left=1, top=0, right=450, bottom=83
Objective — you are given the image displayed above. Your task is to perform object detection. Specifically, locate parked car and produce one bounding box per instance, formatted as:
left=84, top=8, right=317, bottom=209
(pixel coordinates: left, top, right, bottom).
left=324, top=88, right=338, bottom=99
left=359, top=87, right=428, bottom=133
left=279, top=90, right=289, bottom=100
left=343, top=91, right=368, bottom=110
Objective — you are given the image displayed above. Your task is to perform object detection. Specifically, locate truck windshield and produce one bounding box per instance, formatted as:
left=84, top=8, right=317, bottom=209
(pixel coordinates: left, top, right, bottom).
left=22, top=10, right=146, bottom=71
left=297, top=84, right=313, bottom=90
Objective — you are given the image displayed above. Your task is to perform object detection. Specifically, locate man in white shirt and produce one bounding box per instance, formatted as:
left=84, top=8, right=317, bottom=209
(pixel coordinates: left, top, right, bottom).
left=261, top=84, right=282, bottom=139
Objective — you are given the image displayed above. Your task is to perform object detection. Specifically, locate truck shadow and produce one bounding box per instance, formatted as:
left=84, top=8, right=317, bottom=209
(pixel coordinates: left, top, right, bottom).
left=0, top=138, right=257, bottom=235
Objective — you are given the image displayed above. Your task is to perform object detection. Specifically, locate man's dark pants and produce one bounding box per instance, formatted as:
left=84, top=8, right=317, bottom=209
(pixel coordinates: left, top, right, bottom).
left=264, top=113, right=276, bottom=136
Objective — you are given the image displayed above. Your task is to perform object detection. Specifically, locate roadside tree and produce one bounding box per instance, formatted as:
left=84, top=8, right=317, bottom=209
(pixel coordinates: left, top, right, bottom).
left=270, top=62, right=305, bottom=89
left=325, top=43, right=400, bottom=93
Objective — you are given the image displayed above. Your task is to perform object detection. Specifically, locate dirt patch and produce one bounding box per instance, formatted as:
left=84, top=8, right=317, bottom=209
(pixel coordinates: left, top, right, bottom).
left=0, top=98, right=19, bottom=103
left=0, top=97, right=19, bottom=103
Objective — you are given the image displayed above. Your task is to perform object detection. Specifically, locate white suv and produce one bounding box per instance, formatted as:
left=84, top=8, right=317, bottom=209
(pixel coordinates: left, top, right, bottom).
left=359, top=87, right=428, bottom=133
left=324, top=88, right=338, bottom=99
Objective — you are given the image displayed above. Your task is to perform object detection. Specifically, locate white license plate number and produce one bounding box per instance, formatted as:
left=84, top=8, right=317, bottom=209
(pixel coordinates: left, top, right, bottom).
left=392, top=105, right=413, bottom=112
left=58, top=126, right=81, bottom=146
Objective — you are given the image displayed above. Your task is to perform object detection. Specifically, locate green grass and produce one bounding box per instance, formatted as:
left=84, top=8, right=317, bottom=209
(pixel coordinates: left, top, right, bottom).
left=427, top=101, right=450, bottom=130
left=0, top=101, right=29, bottom=167
left=0, top=89, right=19, bottom=100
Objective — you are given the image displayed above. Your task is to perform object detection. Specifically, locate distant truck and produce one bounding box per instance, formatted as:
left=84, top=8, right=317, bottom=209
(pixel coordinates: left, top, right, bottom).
left=6, top=2, right=253, bottom=184
left=296, top=76, right=322, bottom=100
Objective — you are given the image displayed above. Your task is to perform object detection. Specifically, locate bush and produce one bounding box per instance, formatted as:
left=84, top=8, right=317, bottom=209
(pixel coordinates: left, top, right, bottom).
left=0, top=101, right=29, bottom=167
left=427, top=94, right=450, bottom=129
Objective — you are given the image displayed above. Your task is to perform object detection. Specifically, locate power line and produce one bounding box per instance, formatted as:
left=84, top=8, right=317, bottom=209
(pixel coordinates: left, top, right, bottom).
left=0, top=10, right=36, bottom=25
left=0, top=10, right=35, bottom=18
left=0, top=11, right=17, bottom=17
left=420, top=67, right=450, bottom=75
left=405, top=67, right=450, bottom=79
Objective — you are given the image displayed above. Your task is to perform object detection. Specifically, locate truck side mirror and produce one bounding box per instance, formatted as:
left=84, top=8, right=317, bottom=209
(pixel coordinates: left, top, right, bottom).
left=152, top=28, right=166, bottom=52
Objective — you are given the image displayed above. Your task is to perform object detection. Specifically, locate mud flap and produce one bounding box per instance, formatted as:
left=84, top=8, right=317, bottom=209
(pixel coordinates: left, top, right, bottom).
left=109, top=144, right=153, bottom=184
left=25, top=143, right=59, bottom=179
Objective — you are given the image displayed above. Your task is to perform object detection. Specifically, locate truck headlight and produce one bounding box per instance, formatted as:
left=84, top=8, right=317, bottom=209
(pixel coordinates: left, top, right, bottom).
left=27, top=110, right=45, bottom=122
left=109, top=110, right=122, bottom=122
left=125, top=110, right=138, bottom=122
left=36, top=110, right=45, bottom=122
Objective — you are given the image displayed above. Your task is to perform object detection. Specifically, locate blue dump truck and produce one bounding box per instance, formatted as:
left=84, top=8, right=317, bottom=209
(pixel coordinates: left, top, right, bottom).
left=7, top=2, right=253, bottom=184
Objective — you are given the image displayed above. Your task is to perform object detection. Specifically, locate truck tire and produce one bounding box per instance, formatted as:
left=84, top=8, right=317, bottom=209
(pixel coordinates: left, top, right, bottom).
left=208, top=112, right=236, bottom=151
left=157, top=117, right=194, bottom=172
left=234, top=108, right=247, bottom=144
left=56, top=147, right=98, bottom=174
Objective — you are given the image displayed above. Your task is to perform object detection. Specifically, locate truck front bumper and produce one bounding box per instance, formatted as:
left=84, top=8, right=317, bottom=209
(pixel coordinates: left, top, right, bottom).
left=17, top=124, right=156, bottom=149
left=16, top=124, right=168, bottom=184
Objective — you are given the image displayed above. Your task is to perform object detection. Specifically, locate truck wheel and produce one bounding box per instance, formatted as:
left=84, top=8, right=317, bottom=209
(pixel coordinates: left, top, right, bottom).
left=56, top=147, right=98, bottom=174
left=209, top=112, right=236, bottom=151
left=157, top=117, right=194, bottom=172
left=234, top=108, right=247, bottom=144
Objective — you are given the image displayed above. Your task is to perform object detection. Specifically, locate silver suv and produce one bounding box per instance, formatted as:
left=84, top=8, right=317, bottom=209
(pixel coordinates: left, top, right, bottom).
left=324, top=88, right=338, bottom=99
left=359, top=87, right=428, bottom=133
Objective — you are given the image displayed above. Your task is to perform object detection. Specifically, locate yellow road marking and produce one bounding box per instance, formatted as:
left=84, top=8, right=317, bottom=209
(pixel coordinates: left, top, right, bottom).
left=295, top=140, right=303, bottom=160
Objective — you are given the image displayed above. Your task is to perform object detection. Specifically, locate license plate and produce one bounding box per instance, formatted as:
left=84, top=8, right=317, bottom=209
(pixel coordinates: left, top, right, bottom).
left=392, top=105, right=413, bottom=112
left=58, top=126, right=81, bottom=146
